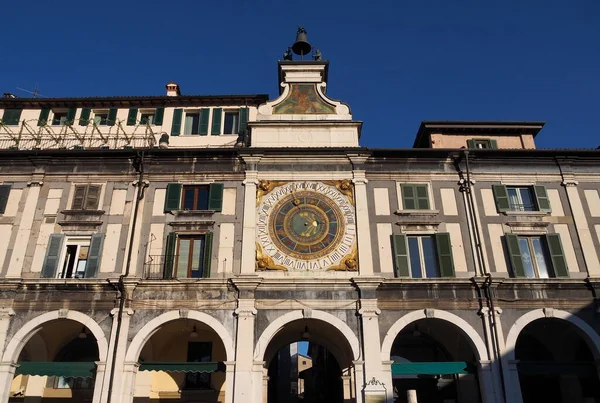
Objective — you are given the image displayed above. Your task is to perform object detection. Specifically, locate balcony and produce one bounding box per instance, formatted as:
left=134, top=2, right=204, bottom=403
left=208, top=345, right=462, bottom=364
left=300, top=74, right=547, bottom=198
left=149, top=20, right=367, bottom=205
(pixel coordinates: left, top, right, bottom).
left=143, top=255, right=173, bottom=280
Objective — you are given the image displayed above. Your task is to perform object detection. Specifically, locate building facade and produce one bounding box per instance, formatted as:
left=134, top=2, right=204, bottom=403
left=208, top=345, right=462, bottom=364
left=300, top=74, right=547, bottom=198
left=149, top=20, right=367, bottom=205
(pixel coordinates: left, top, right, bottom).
left=0, top=46, right=599, bottom=403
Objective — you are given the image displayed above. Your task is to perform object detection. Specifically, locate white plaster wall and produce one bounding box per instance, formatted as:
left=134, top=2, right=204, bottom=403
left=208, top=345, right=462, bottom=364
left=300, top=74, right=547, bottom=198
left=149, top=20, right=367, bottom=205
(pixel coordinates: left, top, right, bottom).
left=109, top=189, right=127, bottom=215
left=152, top=189, right=165, bottom=216
left=217, top=223, right=235, bottom=274
left=43, top=189, right=62, bottom=215
left=481, top=189, right=497, bottom=216
left=251, top=126, right=359, bottom=148
left=552, top=225, right=579, bottom=274
left=446, top=223, right=468, bottom=273
left=596, top=225, right=600, bottom=258
left=7, top=186, right=40, bottom=277
left=30, top=223, right=56, bottom=273
left=148, top=223, right=165, bottom=258
left=101, top=223, right=122, bottom=273
left=222, top=188, right=237, bottom=216
left=548, top=189, right=565, bottom=217
left=0, top=224, right=12, bottom=270
left=566, top=186, right=600, bottom=275
left=440, top=188, right=458, bottom=216
left=376, top=223, right=393, bottom=274
left=488, top=224, right=508, bottom=273
left=584, top=189, right=600, bottom=217
left=3, top=189, right=23, bottom=217
left=395, top=183, right=404, bottom=210
left=373, top=188, right=390, bottom=216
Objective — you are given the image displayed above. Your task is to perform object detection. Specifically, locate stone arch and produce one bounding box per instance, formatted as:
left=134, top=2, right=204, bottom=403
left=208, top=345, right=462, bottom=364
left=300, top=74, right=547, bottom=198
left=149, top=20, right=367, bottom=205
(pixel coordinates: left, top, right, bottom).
left=253, top=309, right=360, bottom=362
left=124, top=310, right=235, bottom=362
left=2, top=310, right=108, bottom=363
left=504, top=308, right=600, bottom=362
left=380, top=309, right=489, bottom=362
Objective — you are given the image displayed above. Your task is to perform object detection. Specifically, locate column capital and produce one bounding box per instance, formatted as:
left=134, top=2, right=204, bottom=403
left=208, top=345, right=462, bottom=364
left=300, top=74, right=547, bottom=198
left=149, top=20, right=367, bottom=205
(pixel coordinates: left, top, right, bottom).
left=352, top=170, right=368, bottom=184
left=27, top=181, right=43, bottom=187
left=240, top=154, right=263, bottom=165
left=561, top=179, right=578, bottom=187
left=358, top=299, right=381, bottom=317
left=0, top=308, right=15, bottom=318
left=110, top=307, right=135, bottom=317
left=235, top=299, right=257, bottom=317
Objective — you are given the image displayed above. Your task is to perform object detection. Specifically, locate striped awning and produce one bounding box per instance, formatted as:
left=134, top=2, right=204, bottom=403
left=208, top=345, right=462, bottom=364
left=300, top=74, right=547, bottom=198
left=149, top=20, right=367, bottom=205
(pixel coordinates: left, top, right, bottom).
left=16, top=362, right=96, bottom=378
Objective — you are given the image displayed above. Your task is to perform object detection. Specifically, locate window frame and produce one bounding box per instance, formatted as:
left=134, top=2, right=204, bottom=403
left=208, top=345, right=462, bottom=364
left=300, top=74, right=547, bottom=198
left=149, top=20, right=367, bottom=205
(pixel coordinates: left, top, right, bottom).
left=1, top=108, right=22, bottom=126
left=57, top=237, right=91, bottom=279
left=70, top=184, right=103, bottom=210
left=493, top=184, right=551, bottom=213
left=51, top=110, right=69, bottom=126
left=223, top=110, right=240, bottom=135
left=181, top=185, right=210, bottom=211
left=139, top=110, right=155, bottom=125
left=506, top=186, right=537, bottom=212
left=406, top=234, right=441, bottom=278
left=174, top=235, right=208, bottom=278
left=467, top=138, right=498, bottom=149
left=93, top=111, right=109, bottom=126
left=505, top=233, right=568, bottom=278
left=397, top=182, right=434, bottom=211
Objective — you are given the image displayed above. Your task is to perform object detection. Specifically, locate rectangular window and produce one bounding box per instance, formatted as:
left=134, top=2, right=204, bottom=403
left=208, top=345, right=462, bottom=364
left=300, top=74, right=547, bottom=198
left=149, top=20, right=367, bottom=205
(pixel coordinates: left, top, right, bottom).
left=184, top=342, right=212, bottom=389
left=505, top=233, right=568, bottom=278
left=52, top=112, right=68, bottom=126
left=175, top=236, right=208, bottom=278
left=72, top=184, right=102, bottom=210
left=184, top=112, right=200, bottom=135
left=2, top=109, right=22, bottom=125
left=223, top=111, right=239, bottom=134
left=140, top=113, right=154, bottom=125
left=56, top=376, right=93, bottom=389
left=467, top=138, right=498, bottom=149
left=182, top=185, right=210, bottom=211
left=507, top=186, right=536, bottom=212
left=58, top=239, right=90, bottom=279
left=94, top=113, right=109, bottom=126
left=401, top=184, right=430, bottom=210
left=407, top=235, right=441, bottom=278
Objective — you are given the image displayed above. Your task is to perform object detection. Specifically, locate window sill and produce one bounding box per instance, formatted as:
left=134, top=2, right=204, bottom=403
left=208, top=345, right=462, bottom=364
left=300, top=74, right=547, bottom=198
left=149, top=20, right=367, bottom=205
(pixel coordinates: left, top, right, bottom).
left=502, top=210, right=549, bottom=217
left=62, top=209, right=105, bottom=216
left=395, top=209, right=440, bottom=217
left=174, top=210, right=216, bottom=217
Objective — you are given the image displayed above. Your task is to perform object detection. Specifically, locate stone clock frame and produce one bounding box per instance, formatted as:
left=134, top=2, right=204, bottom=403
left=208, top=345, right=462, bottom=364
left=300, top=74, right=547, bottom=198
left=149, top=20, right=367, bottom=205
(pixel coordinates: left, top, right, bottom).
left=255, top=180, right=358, bottom=271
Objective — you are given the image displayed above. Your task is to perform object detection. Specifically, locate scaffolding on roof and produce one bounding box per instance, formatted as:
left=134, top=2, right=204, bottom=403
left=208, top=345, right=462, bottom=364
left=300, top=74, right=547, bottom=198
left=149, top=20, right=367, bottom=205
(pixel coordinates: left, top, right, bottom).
left=0, top=118, right=157, bottom=150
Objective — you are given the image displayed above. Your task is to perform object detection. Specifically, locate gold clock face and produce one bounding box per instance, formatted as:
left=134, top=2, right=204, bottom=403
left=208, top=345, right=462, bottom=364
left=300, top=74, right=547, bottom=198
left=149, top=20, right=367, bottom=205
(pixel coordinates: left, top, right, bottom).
left=256, top=181, right=357, bottom=271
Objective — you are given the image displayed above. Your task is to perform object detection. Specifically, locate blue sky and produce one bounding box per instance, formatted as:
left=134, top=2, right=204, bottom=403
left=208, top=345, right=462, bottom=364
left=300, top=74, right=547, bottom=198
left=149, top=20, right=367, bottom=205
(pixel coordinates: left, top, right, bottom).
left=2, top=1, right=598, bottom=149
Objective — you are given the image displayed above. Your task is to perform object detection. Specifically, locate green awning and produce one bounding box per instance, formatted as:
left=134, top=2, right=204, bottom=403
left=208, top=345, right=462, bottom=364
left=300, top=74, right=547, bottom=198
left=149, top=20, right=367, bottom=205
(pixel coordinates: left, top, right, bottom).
left=391, top=362, right=474, bottom=375
left=517, top=362, right=597, bottom=377
left=139, top=362, right=220, bottom=373
left=16, top=362, right=96, bottom=378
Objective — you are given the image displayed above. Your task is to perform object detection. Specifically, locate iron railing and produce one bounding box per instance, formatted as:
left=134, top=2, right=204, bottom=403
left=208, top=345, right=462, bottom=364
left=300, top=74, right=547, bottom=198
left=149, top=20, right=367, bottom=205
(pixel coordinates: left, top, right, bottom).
left=143, top=255, right=173, bottom=280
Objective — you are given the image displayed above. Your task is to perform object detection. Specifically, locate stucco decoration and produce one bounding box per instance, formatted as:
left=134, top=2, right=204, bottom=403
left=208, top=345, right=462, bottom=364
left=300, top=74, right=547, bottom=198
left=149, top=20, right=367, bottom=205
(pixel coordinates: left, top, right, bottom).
left=273, top=84, right=335, bottom=114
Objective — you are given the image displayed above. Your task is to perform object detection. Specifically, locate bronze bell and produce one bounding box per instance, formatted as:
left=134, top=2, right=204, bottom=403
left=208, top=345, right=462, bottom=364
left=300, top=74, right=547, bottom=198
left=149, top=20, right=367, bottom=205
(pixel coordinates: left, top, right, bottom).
left=292, top=27, right=312, bottom=56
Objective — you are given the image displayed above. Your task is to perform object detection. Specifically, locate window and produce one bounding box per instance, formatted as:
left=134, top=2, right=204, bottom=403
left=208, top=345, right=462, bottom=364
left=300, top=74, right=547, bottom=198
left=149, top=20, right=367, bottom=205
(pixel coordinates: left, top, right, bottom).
left=184, top=111, right=200, bottom=134
left=94, top=113, right=109, bottom=126
left=71, top=185, right=101, bottom=210
left=391, top=233, right=455, bottom=278
left=223, top=111, right=239, bottom=134
left=52, top=112, right=68, bottom=126
left=41, top=234, right=104, bottom=279
left=0, top=185, right=10, bottom=214
left=493, top=185, right=551, bottom=213
left=1, top=108, right=22, bottom=125
left=163, top=183, right=224, bottom=213
left=401, top=184, right=430, bottom=210
left=56, top=377, right=93, bottom=389
left=467, top=138, right=498, bottom=149
left=140, top=112, right=154, bottom=125
left=164, top=232, right=213, bottom=279
left=505, top=234, right=568, bottom=278
left=184, top=342, right=212, bottom=389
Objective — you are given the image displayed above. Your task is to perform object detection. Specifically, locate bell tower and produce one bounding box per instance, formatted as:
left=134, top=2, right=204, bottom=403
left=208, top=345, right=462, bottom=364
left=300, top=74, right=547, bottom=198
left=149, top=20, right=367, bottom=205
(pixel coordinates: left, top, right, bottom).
left=250, top=28, right=362, bottom=148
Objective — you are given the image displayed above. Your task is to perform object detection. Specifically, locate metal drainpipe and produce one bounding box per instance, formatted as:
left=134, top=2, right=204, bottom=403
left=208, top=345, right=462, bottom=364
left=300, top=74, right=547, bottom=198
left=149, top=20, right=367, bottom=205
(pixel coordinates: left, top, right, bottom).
left=106, top=151, right=146, bottom=403
left=462, top=150, right=508, bottom=403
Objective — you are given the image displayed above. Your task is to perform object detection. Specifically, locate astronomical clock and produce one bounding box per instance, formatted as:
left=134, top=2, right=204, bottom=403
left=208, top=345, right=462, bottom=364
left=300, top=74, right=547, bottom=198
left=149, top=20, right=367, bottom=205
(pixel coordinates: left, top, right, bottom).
left=256, top=180, right=358, bottom=271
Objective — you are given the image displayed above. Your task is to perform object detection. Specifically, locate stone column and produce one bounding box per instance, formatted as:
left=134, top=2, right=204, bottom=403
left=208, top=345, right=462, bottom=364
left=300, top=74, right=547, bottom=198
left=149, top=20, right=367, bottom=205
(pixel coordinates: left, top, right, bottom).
left=92, top=362, right=106, bottom=403
left=223, top=361, right=235, bottom=403
left=353, top=360, right=365, bottom=403
left=0, top=308, right=15, bottom=359
left=23, top=374, right=45, bottom=403
left=0, top=362, right=17, bottom=403
left=562, top=180, right=600, bottom=276
left=351, top=166, right=374, bottom=276
left=101, top=307, right=135, bottom=403
left=503, top=360, right=523, bottom=403
left=478, top=307, right=505, bottom=403
left=231, top=276, right=260, bottom=403
left=240, top=156, right=261, bottom=275
left=380, top=361, right=394, bottom=403
left=118, top=362, right=140, bottom=403
left=341, top=374, right=352, bottom=403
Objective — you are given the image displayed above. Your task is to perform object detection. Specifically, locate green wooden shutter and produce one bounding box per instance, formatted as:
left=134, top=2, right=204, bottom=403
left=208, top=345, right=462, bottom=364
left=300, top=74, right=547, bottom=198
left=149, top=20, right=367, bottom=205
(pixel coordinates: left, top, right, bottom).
left=401, top=184, right=416, bottom=210
left=0, top=185, right=11, bottom=214
left=505, top=234, right=526, bottom=277
left=546, top=234, right=569, bottom=277
left=164, top=183, right=182, bottom=212
left=164, top=232, right=177, bottom=279
left=84, top=234, right=104, bottom=278
left=2, top=109, right=22, bottom=125
left=391, top=234, right=410, bottom=277
left=199, top=108, right=210, bottom=135
left=84, top=185, right=101, bottom=210
left=489, top=139, right=498, bottom=149
left=492, top=185, right=510, bottom=212
left=239, top=107, right=249, bottom=134
left=127, top=108, right=138, bottom=126
left=72, top=185, right=86, bottom=210
left=211, top=108, right=222, bottom=135
left=154, top=108, right=165, bottom=125
left=435, top=233, right=455, bottom=277
left=467, top=139, right=476, bottom=148
left=41, top=234, right=65, bottom=278
left=534, top=186, right=551, bottom=212
left=38, top=109, right=50, bottom=126
left=208, top=183, right=224, bottom=212
left=107, top=108, right=118, bottom=126
left=79, top=108, right=91, bottom=126
left=202, top=232, right=213, bottom=278
left=416, top=185, right=430, bottom=210
left=66, top=108, right=77, bottom=125
left=171, top=109, right=182, bottom=136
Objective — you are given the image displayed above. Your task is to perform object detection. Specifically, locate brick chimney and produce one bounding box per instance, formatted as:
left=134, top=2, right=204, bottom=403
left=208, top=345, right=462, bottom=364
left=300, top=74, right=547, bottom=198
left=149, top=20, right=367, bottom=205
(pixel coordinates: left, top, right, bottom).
left=166, top=81, right=181, bottom=97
